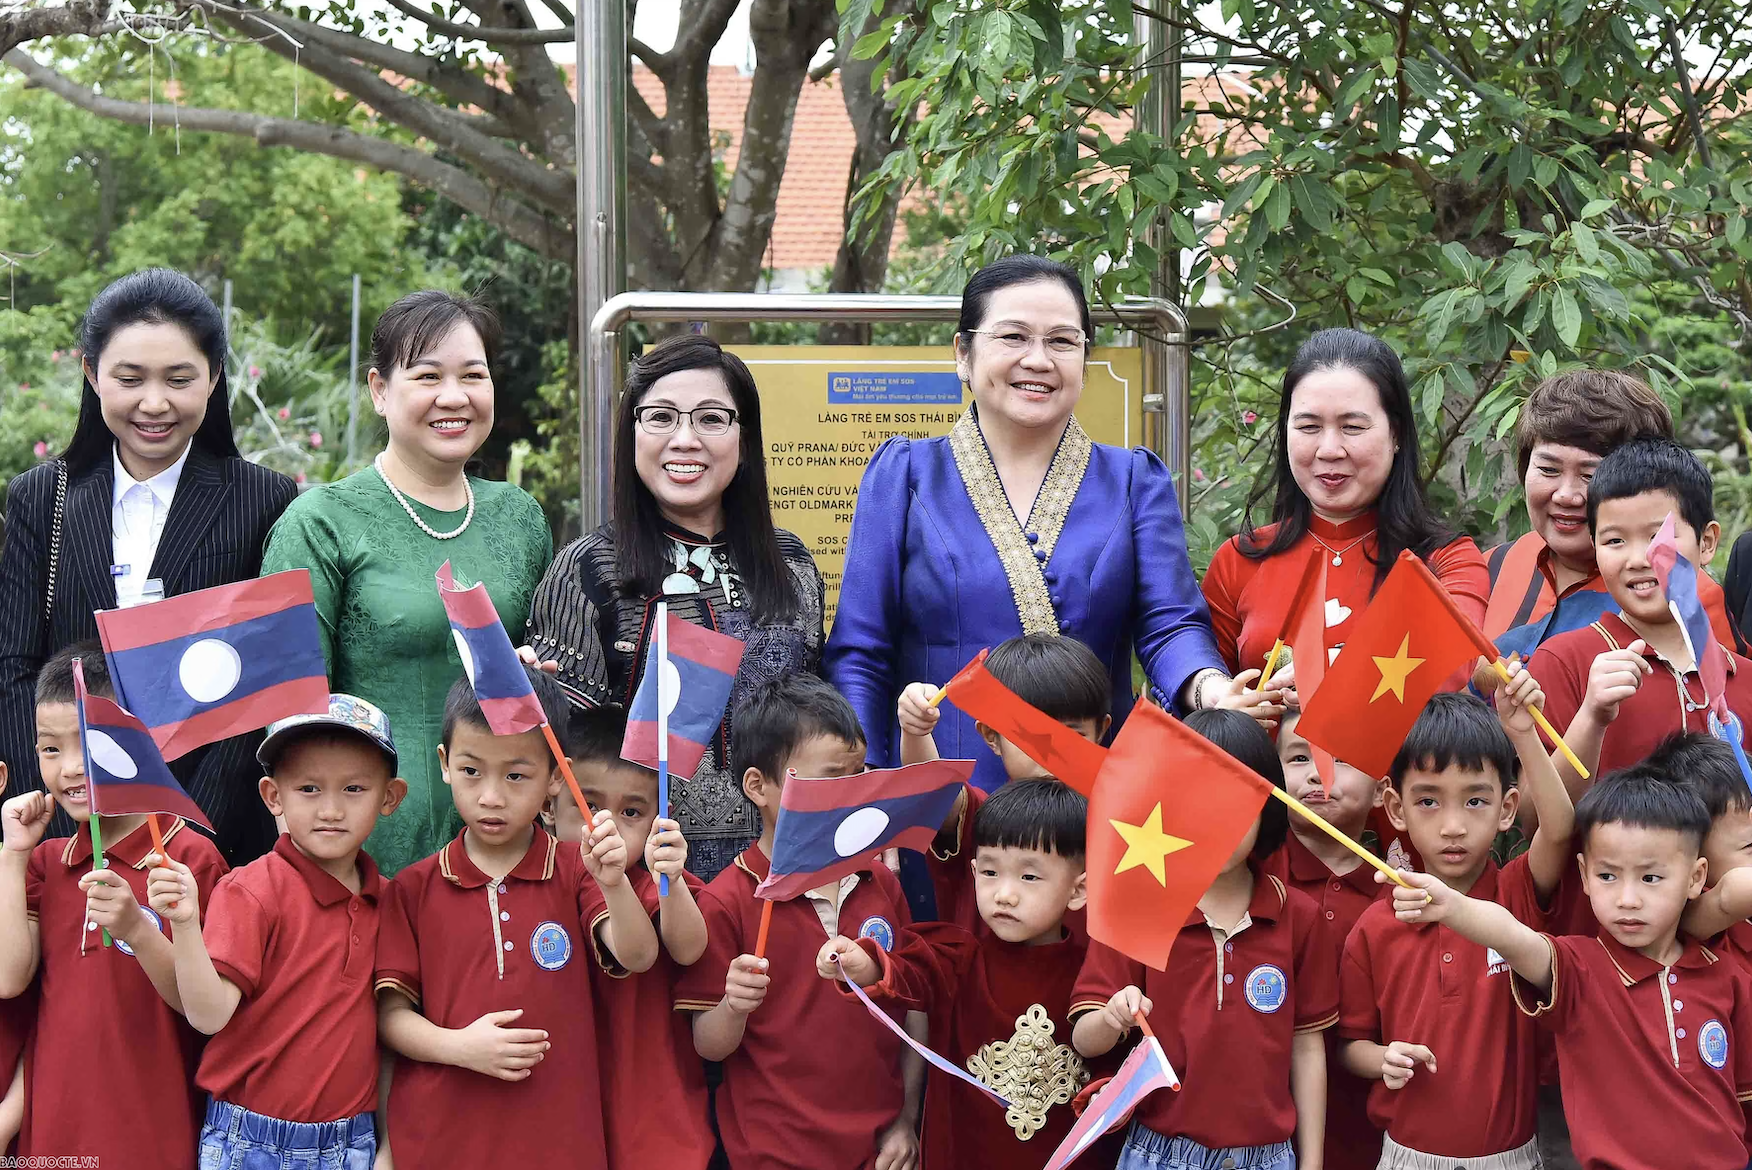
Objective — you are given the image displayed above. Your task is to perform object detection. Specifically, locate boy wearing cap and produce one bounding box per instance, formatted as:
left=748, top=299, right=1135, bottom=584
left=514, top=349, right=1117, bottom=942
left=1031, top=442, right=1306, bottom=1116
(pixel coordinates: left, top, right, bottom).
left=0, top=644, right=228, bottom=1169
left=147, top=693, right=407, bottom=1167
left=372, top=670, right=657, bottom=1170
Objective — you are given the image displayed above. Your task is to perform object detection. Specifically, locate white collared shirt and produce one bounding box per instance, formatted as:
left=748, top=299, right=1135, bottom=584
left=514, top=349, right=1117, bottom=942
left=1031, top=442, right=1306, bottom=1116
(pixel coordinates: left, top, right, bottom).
left=112, top=443, right=189, bottom=604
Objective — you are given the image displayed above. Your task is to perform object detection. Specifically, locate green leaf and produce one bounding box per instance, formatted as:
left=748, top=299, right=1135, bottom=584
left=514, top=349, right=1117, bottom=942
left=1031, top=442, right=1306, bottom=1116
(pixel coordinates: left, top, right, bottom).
left=1580, top=198, right=1616, bottom=220
left=1571, top=221, right=1599, bottom=264
left=1552, top=287, right=1582, bottom=348
left=1416, top=370, right=1445, bottom=428
left=851, top=25, right=893, bottom=59
left=1265, top=181, right=1291, bottom=230
left=1729, top=216, right=1747, bottom=247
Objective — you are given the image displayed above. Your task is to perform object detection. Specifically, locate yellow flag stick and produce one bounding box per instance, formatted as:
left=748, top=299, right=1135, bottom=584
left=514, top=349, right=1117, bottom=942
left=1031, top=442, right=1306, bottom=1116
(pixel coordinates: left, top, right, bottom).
left=1265, top=784, right=1418, bottom=891
left=1260, top=639, right=1286, bottom=686
left=1487, top=658, right=1590, bottom=780
left=927, top=685, right=948, bottom=708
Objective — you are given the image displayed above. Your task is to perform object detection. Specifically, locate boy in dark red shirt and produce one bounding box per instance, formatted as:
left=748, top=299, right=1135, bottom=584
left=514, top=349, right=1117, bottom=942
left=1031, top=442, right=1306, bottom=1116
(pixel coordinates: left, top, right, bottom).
left=1266, top=711, right=1390, bottom=1170
left=1070, top=710, right=1338, bottom=1170
left=1338, top=674, right=1573, bottom=1170
left=1529, top=437, right=1752, bottom=795
left=0, top=645, right=227, bottom=1169
left=0, top=988, right=24, bottom=1154
left=1668, top=734, right=1752, bottom=956
left=374, top=668, right=657, bottom=1170
left=147, top=693, right=406, bottom=1166
left=900, top=633, right=1109, bottom=935
left=821, top=778, right=1108, bottom=1170
left=675, top=675, right=924, bottom=1170
left=561, top=706, right=714, bottom=1170
left=1396, top=768, right=1752, bottom=1170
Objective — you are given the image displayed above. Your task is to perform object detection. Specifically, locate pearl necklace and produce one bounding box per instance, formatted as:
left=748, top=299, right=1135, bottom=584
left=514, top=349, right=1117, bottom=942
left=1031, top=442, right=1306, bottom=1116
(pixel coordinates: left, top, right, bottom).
left=375, top=454, right=475, bottom=540
left=1310, top=529, right=1375, bottom=567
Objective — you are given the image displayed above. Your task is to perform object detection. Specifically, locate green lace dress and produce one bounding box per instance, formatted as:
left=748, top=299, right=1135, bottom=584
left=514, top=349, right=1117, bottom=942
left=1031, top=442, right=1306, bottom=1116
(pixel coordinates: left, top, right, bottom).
left=260, top=468, right=553, bottom=874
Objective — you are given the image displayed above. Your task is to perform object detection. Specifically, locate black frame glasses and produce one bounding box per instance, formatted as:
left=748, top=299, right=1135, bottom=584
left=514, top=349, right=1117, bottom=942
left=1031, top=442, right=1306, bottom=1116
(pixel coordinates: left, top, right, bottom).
left=632, top=405, right=741, bottom=436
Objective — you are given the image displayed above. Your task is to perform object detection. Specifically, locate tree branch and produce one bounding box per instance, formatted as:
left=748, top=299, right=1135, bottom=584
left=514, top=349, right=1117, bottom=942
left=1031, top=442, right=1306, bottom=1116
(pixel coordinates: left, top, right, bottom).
left=378, top=0, right=574, bottom=43
left=4, top=47, right=573, bottom=262
left=0, top=0, right=117, bottom=55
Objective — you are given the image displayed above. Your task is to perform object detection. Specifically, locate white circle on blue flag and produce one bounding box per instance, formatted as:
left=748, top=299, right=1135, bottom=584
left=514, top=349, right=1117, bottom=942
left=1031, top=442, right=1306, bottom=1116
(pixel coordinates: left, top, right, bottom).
left=453, top=630, right=477, bottom=685
left=658, top=659, right=682, bottom=718
left=834, top=806, right=890, bottom=857
left=179, top=639, right=243, bottom=704
left=87, top=730, right=137, bottom=778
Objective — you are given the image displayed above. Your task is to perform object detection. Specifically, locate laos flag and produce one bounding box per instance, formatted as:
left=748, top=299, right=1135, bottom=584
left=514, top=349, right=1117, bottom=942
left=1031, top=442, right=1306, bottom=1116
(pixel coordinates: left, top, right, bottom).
left=622, top=613, right=745, bottom=780
left=437, top=562, right=547, bottom=735
left=96, top=571, right=329, bottom=761
left=1043, top=1035, right=1181, bottom=1170
left=755, top=759, right=974, bottom=902
left=74, top=659, right=212, bottom=829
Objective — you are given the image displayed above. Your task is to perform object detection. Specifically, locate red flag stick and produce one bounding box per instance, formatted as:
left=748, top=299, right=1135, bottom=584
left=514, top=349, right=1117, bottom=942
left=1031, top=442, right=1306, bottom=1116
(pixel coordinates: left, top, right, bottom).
left=539, top=722, right=596, bottom=839
left=754, top=900, right=774, bottom=960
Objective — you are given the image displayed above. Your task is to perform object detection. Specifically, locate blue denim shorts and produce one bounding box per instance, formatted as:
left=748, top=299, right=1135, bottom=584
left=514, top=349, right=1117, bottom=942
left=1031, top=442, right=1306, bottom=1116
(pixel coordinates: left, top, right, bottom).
left=198, top=1099, right=375, bottom=1170
left=1117, top=1123, right=1295, bottom=1170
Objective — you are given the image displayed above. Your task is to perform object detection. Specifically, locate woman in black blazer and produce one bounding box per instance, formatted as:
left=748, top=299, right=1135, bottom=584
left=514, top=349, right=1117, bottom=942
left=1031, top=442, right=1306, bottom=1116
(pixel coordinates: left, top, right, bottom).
left=0, top=270, right=297, bottom=865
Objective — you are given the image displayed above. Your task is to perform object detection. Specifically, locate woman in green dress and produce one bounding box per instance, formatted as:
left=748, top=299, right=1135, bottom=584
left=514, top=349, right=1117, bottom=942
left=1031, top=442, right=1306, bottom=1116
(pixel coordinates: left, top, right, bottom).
left=260, top=291, right=552, bottom=874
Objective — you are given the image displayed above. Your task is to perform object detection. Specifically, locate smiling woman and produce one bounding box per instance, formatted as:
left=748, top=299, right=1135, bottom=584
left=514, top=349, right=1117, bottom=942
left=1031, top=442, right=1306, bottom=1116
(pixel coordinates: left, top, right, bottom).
left=0, top=269, right=298, bottom=864
left=260, top=291, right=553, bottom=875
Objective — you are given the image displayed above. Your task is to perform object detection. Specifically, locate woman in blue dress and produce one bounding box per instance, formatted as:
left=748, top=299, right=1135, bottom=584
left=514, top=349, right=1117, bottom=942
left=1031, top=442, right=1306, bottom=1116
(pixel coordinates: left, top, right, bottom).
left=826, top=255, right=1277, bottom=795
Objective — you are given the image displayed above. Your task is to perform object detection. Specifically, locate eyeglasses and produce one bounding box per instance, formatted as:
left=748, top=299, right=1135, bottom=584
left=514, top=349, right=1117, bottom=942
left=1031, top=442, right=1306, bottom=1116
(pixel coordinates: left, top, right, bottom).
left=633, top=405, right=740, bottom=436
left=965, top=328, right=1087, bottom=357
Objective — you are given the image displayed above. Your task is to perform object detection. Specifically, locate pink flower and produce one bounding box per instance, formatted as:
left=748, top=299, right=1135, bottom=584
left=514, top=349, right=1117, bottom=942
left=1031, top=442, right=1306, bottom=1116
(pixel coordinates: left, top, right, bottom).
left=309, top=431, right=323, bottom=448
left=1193, top=467, right=1206, bottom=482
left=295, top=473, right=307, bottom=484
left=1243, top=410, right=1258, bottom=424
left=50, top=350, right=62, bottom=362
left=278, top=407, right=291, bottom=420
left=33, top=441, right=48, bottom=458
left=249, top=365, right=262, bottom=380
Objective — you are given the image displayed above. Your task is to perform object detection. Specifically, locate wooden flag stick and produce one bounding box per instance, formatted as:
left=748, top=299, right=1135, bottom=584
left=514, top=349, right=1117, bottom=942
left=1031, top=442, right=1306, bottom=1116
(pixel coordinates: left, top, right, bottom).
left=1260, top=639, right=1286, bottom=686
left=754, top=899, right=774, bottom=959
left=539, top=722, right=593, bottom=844
left=1487, top=658, right=1590, bottom=780
left=1265, top=785, right=1417, bottom=891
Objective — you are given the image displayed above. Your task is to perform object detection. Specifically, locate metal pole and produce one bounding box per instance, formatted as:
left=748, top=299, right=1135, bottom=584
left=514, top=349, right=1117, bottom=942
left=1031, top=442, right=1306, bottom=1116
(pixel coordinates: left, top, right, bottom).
left=346, top=273, right=361, bottom=465
left=1136, top=1, right=1189, bottom=504
left=584, top=294, right=1191, bottom=517
left=578, top=0, right=628, bottom=532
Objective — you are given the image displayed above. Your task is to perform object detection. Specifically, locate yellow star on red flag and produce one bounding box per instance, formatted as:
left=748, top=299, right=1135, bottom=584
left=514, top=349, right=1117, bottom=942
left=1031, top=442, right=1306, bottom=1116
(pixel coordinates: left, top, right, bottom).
left=1109, top=803, right=1193, bottom=886
left=1370, top=634, right=1426, bottom=702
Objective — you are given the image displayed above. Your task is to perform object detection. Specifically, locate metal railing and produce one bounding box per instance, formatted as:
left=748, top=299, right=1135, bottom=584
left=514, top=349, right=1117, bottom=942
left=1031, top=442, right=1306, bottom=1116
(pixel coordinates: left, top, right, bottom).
left=583, top=292, right=1191, bottom=530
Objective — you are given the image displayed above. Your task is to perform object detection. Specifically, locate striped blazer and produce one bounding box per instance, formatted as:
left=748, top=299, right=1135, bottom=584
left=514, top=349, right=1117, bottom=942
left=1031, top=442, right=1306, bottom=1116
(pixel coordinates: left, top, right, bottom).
left=0, top=447, right=297, bottom=865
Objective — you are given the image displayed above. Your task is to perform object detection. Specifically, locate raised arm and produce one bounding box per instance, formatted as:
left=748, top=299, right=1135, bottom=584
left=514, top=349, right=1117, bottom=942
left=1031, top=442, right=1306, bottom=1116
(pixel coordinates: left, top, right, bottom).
left=1390, top=870, right=1553, bottom=992
left=1684, top=866, right=1752, bottom=941
left=148, top=860, right=244, bottom=1034
left=1494, top=660, right=1574, bottom=899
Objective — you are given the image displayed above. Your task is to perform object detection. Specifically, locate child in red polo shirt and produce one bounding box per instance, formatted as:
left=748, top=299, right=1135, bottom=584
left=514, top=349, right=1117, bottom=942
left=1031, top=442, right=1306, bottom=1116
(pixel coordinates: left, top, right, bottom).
left=820, top=778, right=1107, bottom=1170
left=0, top=645, right=227, bottom=1169
left=1668, top=734, right=1752, bottom=954
left=1267, top=711, right=1390, bottom=1170
left=900, top=633, right=1111, bottom=934
left=146, top=693, right=407, bottom=1168
left=1395, top=769, right=1752, bottom=1170
left=1529, top=438, right=1752, bottom=795
left=375, top=669, right=658, bottom=1170
left=0, top=757, right=23, bottom=1157
left=1338, top=676, right=1574, bottom=1170
left=675, top=675, right=924, bottom=1170
left=1070, top=709, right=1338, bottom=1170
left=558, top=706, right=714, bottom=1170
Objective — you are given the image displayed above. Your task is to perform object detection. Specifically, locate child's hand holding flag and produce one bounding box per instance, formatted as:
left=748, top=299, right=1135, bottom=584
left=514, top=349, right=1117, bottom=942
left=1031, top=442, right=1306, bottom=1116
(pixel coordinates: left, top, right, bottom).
left=817, top=936, right=881, bottom=987
left=78, top=867, right=154, bottom=949
left=580, top=808, right=631, bottom=888
left=645, top=817, right=689, bottom=883
left=147, top=857, right=201, bottom=929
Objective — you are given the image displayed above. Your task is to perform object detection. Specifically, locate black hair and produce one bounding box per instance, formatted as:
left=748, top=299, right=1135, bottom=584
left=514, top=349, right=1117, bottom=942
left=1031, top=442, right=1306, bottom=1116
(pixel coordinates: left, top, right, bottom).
left=440, top=665, right=569, bottom=753
left=983, top=634, right=1111, bottom=725
left=1574, top=765, right=1711, bottom=857
left=973, top=778, right=1088, bottom=860
left=370, top=289, right=502, bottom=377
left=62, top=269, right=240, bottom=474
left=955, top=255, right=1095, bottom=345
left=612, top=334, right=798, bottom=622
left=733, top=675, right=866, bottom=783
left=568, top=706, right=631, bottom=767
left=1586, top=436, right=1715, bottom=536
left=36, top=640, right=113, bottom=705
left=1649, top=732, right=1750, bottom=821
left=1184, top=708, right=1289, bottom=859
left=1240, top=328, right=1458, bottom=591
left=1388, top=693, right=1520, bottom=793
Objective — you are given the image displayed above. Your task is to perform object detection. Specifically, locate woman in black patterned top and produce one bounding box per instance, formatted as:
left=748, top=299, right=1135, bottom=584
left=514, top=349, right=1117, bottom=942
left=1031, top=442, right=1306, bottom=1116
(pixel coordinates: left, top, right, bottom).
left=524, top=335, right=824, bottom=880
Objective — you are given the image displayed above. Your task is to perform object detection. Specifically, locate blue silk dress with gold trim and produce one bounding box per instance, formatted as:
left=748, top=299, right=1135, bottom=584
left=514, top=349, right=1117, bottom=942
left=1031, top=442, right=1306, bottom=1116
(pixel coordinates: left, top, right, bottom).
left=825, top=408, right=1226, bottom=794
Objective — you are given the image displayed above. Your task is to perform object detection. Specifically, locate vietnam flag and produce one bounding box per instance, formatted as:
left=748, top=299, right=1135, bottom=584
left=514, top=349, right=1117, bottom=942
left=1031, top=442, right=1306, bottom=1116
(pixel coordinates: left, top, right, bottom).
left=1086, top=701, right=1274, bottom=970
left=1283, top=546, right=1338, bottom=788
left=1295, top=550, right=1492, bottom=780
left=940, top=649, right=1108, bottom=796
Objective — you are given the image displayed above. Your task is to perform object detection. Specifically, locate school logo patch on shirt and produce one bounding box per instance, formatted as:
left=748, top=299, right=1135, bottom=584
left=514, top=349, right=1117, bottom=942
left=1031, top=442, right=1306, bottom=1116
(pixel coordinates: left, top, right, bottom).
left=113, top=906, right=164, bottom=958
left=530, top=921, right=573, bottom=970
left=1485, top=948, right=1509, bottom=976
left=1699, top=1019, right=1730, bottom=1070
left=857, top=915, right=895, bottom=952
left=1244, top=964, right=1288, bottom=1013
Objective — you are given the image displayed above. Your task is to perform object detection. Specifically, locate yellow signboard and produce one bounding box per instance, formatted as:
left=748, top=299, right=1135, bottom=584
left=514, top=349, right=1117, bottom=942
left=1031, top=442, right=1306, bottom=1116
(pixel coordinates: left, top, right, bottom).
left=729, top=345, right=1146, bottom=625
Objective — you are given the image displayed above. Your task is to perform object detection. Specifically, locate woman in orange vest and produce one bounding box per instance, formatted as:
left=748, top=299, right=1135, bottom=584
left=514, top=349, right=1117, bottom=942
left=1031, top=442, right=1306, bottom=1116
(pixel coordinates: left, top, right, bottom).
left=1484, top=368, right=1740, bottom=660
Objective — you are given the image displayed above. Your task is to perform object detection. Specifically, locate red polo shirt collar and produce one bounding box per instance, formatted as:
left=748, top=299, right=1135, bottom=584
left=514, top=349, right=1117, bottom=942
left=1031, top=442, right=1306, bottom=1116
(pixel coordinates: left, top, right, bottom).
left=1283, top=833, right=1379, bottom=894
left=438, top=828, right=558, bottom=888
left=273, top=833, right=385, bottom=906
left=1598, top=612, right=1739, bottom=674
left=1594, top=931, right=1719, bottom=985
left=61, top=816, right=186, bottom=870
left=1180, top=865, right=1287, bottom=929
left=733, top=843, right=771, bottom=882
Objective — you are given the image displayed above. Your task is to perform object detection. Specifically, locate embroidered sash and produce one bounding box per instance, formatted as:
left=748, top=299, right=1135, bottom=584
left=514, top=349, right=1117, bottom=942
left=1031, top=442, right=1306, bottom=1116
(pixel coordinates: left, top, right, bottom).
left=948, top=407, right=1092, bottom=636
